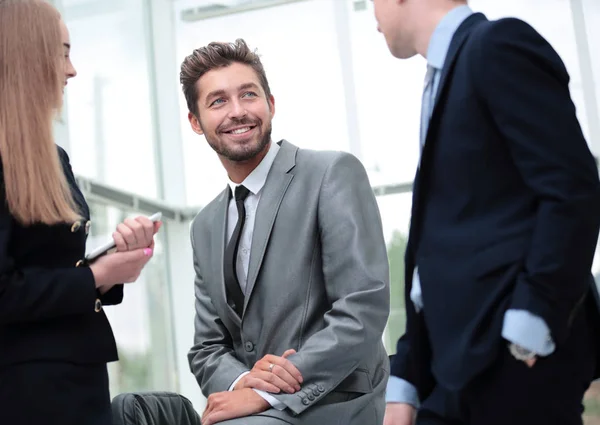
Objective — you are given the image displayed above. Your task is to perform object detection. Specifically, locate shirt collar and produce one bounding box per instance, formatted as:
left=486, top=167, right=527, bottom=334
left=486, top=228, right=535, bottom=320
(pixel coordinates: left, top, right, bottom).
left=426, top=5, right=473, bottom=70
left=227, top=141, right=280, bottom=196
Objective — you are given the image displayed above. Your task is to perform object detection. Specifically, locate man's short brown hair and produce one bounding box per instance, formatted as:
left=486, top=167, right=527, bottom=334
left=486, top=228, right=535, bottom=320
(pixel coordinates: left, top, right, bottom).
left=180, top=38, right=272, bottom=118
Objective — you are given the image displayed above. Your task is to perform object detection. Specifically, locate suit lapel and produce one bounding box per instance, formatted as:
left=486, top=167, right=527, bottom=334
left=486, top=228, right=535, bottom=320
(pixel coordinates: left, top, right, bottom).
left=409, top=13, right=487, bottom=255
left=212, top=187, right=242, bottom=326
left=243, top=140, right=297, bottom=311
left=426, top=13, right=487, bottom=146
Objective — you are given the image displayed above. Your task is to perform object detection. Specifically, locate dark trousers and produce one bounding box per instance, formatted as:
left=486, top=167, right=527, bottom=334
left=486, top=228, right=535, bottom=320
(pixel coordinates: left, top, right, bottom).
left=418, top=308, right=598, bottom=425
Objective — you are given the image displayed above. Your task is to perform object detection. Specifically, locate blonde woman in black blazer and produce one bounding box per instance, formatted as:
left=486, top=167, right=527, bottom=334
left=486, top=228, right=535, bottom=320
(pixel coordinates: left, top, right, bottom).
left=0, top=1, right=160, bottom=424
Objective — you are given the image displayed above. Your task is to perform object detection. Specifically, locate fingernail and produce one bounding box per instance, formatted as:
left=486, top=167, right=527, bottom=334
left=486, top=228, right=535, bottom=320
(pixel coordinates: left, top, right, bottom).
left=143, top=248, right=153, bottom=256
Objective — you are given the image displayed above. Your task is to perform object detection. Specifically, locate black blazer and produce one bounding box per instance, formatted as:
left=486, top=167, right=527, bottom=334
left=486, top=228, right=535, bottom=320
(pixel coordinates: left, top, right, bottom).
left=0, top=146, right=123, bottom=367
left=391, top=14, right=600, bottom=399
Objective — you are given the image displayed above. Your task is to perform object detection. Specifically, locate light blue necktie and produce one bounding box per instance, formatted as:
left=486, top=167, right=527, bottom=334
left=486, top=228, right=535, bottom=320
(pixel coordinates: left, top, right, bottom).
left=412, top=65, right=437, bottom=312
left=419, top=65, right=437, bottom=152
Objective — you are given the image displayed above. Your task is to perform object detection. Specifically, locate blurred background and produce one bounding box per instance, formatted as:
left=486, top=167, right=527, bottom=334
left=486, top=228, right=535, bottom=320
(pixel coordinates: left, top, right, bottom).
left=48, top=0, right=600, bottom=422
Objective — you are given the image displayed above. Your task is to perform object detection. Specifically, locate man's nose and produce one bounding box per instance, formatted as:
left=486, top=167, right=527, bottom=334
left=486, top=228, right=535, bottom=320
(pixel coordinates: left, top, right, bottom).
left=228, top=100, right=247, bottom=119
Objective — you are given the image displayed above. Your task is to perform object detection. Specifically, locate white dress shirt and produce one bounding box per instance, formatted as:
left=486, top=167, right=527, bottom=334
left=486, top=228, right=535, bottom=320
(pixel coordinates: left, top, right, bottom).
left=225, top=142, right=286, bottom=411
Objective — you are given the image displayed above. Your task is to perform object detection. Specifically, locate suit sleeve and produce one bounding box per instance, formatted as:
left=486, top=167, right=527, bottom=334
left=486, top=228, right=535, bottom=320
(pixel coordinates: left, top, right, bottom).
left=271, top=153, right=390, bottom=415
left=390, top=255, right=435, bottom=403
left=472, top=18, right=600, bottom=344
left=99, top=285, right=124, bottom=305
left=0, top=207, right=100, bottom=324
left=187, top=225, right=250, bottom=397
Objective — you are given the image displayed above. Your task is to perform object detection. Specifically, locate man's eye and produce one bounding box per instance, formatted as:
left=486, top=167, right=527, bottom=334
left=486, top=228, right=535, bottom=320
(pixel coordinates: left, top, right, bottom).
left=211, top=98, right=225, bottom=106
left=242, top=92, right=257, bottom=98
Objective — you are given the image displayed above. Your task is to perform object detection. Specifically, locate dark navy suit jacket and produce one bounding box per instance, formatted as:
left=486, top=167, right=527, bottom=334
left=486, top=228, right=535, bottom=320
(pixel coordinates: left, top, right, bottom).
left=391, top=13, right=600, bottom=400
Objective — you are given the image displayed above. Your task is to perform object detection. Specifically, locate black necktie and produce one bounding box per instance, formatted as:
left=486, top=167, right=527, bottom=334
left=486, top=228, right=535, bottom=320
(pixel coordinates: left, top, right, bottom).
left=223, top=185, right=250, bottom=317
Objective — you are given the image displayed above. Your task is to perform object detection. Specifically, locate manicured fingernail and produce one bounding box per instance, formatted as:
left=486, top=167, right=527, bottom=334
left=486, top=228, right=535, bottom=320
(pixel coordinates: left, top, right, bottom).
left=143, top=248, right=153, bottom=256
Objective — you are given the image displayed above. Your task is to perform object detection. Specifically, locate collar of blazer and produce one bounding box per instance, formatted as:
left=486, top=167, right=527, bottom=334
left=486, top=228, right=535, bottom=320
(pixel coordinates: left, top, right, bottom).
left=213, top=139, right=298, bottom=325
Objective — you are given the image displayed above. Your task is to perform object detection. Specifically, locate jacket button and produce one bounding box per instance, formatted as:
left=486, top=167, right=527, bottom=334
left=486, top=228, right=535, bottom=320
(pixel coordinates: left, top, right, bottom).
left=244, top=341, right=254, bottom=352
left=75, top=260, right=84, bottom=267
left=94, top=299, right=102, bottom=313
left=307, top=394, right=315, bottom=401
left=85, top=220, right=91, bottom=235
left=312, top=389, right=320, bottom=396
left=317, top=385, right=325, bottom=392
left=70, top=221, right=81, bottom=232
left=301, top=398, right=309, bottom=405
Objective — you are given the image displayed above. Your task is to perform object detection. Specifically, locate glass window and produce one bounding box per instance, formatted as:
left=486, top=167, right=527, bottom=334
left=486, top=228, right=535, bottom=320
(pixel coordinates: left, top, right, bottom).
left=581, top=0, right=600, bottom=157
left=588, top=239, right=600, bottom=424
left=87, top=202, right=177, bottom=395
left=348, top=4, right=423, bottom=186
left=350, top=0, right=590, bottom=182
left=62, top=0, right=159, bottom=199
left=376, top=191, right=412, bottom=353
left=174, top=0, right=352, bottom=206
left=586, top=382, right=600, bottom=425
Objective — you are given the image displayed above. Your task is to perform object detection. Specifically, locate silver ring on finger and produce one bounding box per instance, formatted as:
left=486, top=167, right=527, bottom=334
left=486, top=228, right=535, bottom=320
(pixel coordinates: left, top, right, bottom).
left=268, top=363, right=274, bottom=373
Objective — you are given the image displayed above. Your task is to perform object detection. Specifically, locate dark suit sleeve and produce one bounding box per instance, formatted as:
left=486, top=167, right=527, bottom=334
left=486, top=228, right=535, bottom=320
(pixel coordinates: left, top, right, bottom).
left=0, top=209, right=99, bottom=324
left=390, top=252, right=435, bottom=403
left=472, top=18, right=600, bottom=344
left=99, top=285, right=124, bottom=305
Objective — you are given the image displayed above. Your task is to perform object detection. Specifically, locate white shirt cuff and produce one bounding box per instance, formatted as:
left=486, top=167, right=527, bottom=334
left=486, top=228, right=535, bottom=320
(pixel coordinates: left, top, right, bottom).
left=253, top=389, right=286, bottom=410
left=228, top=371, right=250, bottom=391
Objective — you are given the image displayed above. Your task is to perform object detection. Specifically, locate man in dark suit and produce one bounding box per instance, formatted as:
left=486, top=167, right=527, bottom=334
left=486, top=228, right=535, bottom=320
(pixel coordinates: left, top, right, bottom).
left=372, top=1, right=600, bottom=424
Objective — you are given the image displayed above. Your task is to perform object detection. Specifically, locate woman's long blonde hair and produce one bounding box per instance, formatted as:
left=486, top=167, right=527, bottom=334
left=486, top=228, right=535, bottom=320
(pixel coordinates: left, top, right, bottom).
left=0, top=0, right=80, bottom=225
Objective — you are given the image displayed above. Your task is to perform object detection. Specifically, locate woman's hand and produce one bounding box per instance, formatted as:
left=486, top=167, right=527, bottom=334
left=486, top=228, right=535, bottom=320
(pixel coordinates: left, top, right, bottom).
left=113, top=216, right=162, bottom=252
left=90, top=248, right=154, bottom=291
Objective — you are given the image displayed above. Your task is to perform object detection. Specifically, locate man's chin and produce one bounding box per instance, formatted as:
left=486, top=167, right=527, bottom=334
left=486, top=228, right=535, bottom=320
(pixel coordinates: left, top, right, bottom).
left=210, top=127, right=271, bottom=162
left=222, top=142, right=265, bottom=162
left=391, top=44, right=417, bottom=60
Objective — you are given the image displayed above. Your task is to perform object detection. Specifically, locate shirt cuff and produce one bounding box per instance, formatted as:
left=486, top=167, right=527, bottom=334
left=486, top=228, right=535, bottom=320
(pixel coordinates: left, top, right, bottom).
left=385, top=376, right=420, bottom=408
left=502, top=309, right=555, bottom=356
left=228, top=371, right=250, bottom=391
left=410, top=267, right=423, bottom=312
left=253, top=389, right=286, bottom=411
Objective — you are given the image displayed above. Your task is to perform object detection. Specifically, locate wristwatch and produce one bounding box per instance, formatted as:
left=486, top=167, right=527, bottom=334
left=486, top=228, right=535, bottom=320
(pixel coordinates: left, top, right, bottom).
left=508, top=343, right=536, bottom=361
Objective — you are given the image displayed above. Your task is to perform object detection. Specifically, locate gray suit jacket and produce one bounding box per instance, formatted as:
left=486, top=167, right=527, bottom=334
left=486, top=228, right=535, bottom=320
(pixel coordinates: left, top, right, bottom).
left=188, top=140, right=390, bottom=424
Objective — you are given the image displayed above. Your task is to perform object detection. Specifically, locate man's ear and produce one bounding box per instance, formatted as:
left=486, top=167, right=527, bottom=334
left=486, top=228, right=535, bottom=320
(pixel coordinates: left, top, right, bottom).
left=188, top=112, right=204, bottom=136
left=268, top=94, right=275, bottom=119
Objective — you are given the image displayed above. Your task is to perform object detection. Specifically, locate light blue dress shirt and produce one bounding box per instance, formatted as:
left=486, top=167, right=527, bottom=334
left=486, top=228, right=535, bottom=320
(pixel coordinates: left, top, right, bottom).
left=386, top=5, right=555, bottom=407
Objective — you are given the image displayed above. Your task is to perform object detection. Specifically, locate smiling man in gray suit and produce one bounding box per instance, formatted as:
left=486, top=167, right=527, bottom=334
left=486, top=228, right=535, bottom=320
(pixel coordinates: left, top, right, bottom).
left=179, top=39, right=390, bottom=425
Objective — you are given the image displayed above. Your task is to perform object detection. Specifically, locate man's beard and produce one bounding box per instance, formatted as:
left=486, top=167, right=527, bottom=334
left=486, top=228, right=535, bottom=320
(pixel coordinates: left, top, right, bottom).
left=206, top=121, right=272, bottom=162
